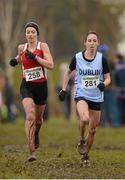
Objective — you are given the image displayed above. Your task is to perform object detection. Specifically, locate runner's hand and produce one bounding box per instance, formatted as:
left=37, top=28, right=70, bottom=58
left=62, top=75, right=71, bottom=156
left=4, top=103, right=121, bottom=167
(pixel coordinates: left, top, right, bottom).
left=97, top=83, right=105, bottom=91
left=58, top=90, right=67, bottom=101
left=9, top=58, right=18, bottom=67
left=25, top=49, right=36, bottom=60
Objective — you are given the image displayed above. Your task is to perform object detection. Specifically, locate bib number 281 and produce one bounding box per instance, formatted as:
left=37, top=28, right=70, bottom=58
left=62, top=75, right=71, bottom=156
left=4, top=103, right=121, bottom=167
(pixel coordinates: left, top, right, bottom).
left=82, top=76, right=99, bottom=89
left=84, top=80, right=97, bottom=87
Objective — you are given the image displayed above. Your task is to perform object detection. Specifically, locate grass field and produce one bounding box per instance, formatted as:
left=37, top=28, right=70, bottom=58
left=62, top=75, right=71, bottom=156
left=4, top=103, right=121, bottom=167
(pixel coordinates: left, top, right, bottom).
left=0, top=117, right=125, bottom=179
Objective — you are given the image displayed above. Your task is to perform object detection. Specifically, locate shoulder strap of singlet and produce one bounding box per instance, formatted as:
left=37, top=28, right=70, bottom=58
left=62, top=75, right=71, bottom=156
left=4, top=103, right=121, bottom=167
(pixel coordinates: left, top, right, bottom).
left=37, top=42, right=41, bottom=50
left=23, top=42, right=41, bottom=51
left=23, top=43, right=28, bottom=52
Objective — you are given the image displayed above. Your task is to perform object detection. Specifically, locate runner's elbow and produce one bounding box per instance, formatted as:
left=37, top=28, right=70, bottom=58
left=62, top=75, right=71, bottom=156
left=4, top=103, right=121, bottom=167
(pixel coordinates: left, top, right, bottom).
left=49, top=62, right=54, bottom=70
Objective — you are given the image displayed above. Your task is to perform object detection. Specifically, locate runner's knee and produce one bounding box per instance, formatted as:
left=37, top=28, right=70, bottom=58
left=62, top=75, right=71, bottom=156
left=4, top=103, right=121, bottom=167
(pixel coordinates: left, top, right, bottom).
left=36, top=118, right=43, bottom=125
left=80, top=114, right=89, bottom=124
left=89, top=127, right=96, bottom=136
left=26, top=109, right=35, bottom=121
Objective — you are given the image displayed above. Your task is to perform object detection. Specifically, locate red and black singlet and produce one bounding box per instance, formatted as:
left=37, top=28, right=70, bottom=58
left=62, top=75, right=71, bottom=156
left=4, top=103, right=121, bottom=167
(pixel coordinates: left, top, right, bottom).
left=21, top=42, right=47, bottom=83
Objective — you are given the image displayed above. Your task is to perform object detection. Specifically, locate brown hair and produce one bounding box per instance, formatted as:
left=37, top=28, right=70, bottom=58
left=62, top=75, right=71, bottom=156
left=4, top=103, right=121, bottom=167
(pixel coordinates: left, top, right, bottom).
left=25, top=22, right=39, bottom=36
left=84, top=30, right=99, bottom=42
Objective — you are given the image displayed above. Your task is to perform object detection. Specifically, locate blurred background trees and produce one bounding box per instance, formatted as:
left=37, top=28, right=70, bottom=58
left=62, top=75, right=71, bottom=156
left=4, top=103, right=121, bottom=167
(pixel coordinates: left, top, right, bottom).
left=0, top=0, right=125, bottom=71
left=0, top=0, right=125, bottom=117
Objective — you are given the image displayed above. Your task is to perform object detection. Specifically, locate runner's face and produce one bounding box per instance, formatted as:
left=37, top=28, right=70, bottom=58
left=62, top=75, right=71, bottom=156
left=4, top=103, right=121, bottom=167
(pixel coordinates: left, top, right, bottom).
left=25, top=27, right=38, bottom=43
left=84, top=34, right=99, bottom=53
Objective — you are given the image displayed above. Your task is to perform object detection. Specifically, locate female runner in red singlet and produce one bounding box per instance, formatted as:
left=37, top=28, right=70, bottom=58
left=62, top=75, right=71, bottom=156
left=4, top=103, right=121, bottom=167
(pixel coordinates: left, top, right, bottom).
left=9, top=22, right=54, bottom=161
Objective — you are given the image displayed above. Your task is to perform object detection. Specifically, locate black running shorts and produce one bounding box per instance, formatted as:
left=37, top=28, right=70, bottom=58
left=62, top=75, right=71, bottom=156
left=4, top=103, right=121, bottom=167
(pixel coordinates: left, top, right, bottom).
left=20, top=79, right=48, bottom=105
left=75, top=97, right=102, bottom=111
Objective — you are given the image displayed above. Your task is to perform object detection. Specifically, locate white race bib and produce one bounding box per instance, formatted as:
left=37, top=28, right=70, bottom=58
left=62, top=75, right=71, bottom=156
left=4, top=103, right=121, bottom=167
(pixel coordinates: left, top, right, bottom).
left=24, top=66, right=44, bottom=81
left=82, top=76, right=99, bottom=89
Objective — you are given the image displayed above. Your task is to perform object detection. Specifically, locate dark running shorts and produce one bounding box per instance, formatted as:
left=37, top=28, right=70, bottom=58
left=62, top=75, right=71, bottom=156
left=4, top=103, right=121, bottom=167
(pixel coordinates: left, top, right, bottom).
left=20, top=79, right=48, bottom=105
left=75, top=97, right=102, bottom=111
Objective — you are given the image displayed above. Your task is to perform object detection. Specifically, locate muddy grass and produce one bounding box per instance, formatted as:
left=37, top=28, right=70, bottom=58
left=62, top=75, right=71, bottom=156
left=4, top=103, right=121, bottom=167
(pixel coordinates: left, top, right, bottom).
left=0, top=117, right=125, bottom=179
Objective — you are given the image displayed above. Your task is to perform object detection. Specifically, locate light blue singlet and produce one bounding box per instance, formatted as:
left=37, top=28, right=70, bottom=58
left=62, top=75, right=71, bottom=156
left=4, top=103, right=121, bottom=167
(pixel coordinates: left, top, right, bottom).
left=74, top=51, right=104, bottom=102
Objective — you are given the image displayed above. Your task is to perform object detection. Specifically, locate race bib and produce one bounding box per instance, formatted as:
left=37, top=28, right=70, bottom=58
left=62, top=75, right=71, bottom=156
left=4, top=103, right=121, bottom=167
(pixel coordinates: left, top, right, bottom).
left=24, top=66, right=44, bottom=81
left=82, top=76, right=99, bottom=89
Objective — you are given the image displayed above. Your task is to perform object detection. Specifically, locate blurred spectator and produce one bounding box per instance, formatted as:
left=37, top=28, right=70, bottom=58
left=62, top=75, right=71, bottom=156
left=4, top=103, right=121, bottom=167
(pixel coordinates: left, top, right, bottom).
left=98, top=43, right=109, bottom=55
left=0, top=70, right=8, bottom=122
left=114, top=53, right=125, bottom=125
left=3, top=77, right=18, bottom=122
left=98, top=45, right=120, bottom=127
left=0, top=68, right=18, bottom=123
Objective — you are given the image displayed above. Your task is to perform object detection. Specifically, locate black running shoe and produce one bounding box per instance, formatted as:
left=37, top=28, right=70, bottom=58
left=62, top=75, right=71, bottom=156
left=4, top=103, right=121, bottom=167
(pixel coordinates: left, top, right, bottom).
left=81, top=154, right=90, bottom=166
left=77, top=139, right=86, bottom=155
left=27, top=154, right=37, bottom=162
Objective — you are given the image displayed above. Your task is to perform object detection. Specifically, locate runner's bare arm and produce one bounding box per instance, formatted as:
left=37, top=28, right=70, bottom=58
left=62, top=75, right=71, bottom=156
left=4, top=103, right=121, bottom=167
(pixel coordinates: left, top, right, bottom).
left=103, top=73, right=111, bottom=87
left=62, top=69, right=72, bottom=91
left=15, top=44, right=24, bottom=63
left=35, top=42, right=54, bottom=70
